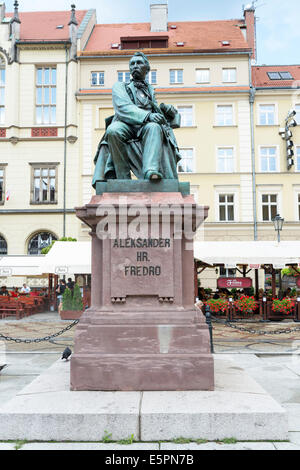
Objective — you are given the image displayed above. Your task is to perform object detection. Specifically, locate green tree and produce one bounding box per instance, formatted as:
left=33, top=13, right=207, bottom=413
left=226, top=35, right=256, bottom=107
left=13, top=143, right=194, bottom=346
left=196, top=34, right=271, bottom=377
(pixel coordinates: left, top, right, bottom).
left=72, top=284, right=83, bottom=311
left=62, top=288, right=73, bottom=311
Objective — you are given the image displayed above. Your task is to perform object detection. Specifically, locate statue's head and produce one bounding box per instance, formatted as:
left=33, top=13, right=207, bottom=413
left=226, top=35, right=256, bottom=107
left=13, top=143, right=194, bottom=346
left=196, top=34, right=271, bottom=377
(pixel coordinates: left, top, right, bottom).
left=129, top=52, right=150, bottom=81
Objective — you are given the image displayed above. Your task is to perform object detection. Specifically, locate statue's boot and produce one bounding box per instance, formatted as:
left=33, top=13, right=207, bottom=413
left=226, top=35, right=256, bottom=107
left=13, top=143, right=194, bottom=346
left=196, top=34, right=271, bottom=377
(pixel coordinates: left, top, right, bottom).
left=144, top=170, right=163, bottom=180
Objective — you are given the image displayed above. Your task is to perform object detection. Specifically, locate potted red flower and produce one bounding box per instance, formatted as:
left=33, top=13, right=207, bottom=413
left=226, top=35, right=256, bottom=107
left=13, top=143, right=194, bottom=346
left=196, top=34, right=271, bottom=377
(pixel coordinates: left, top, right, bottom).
left=206, top=298, right=228, bottom=315
left=234, top=296, right=258, bottom=315
left=272, top=297, right=295, bottom=315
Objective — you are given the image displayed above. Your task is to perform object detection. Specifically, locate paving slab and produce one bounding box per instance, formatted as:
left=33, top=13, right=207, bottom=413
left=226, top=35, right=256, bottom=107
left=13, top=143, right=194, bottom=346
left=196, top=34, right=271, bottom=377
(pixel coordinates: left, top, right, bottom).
left=21, top=443, right=159, bottom=451
left=141, top=389, right=287, bottom=442
left=283, top=404, right=300, bottom=431
left=289, top=432, right=300, bottom=445
left=0, top=390, right=140, bottom=442
left=235, top=363, right=300, bottom=404
left=273, top=442, right=300, bottom=450
left=0, top=443, right=16, bottom=450
left=160, top=442, right=276, bottom=450
left=1, top=353, right=60, bottom=376
left=0, top=357, right=288, bottom=442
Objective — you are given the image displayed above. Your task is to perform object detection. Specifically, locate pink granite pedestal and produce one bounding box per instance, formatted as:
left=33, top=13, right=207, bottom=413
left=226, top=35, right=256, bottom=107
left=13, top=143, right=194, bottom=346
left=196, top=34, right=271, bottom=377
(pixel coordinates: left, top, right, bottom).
left=71, top=192, right=214, bottom=391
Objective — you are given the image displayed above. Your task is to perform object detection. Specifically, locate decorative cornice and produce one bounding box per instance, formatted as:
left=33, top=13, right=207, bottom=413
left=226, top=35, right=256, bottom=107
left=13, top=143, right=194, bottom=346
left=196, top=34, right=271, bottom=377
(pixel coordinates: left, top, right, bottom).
left=16, top=42, right=71, bottom=51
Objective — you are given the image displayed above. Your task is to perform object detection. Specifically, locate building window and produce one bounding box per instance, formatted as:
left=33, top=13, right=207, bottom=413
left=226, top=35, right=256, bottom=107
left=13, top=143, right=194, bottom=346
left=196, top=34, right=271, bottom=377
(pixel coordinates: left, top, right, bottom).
left=118, top=71, right=131, bottom=83
left=216, top=105, right=234, bottom=126
left=177, top=149, right=194, bottom=173
left=267, top=71, right=293, bottom=80
left=220, top=267, right=236, bottom=277
left=262, top=194, right=278, bottom=221
left=177, top=106, right=193, bottom=127
left=260, top=147, right=278, bottom=172
left=0, top=56, right=5, bottom=125
left=91, top=72, right=105, bottom=86
left=217, top=148, right=234, bottom=173
left=295, top=104, right=300, bottom=125
left=0, top=235, right=7, bottom=255
left=0, top=167, right=5, bottom=204
left=222, top=68, right=236, bottom=83
left=259, top=104, right=276, bottom=125
left=196, top=69, right=210, bottom=83
left=296, top=147, right=300, bottom=171
left=31, top=165, right=57, bottom=204
left=146, top=70, right=157, bottom=85
left=28, top=232, right=57, bottom=255
left=170, top=69, right=183, bottom=84
left=218, top=194, right=235, bottom=222
left=36, top=67, right=57, bottom=124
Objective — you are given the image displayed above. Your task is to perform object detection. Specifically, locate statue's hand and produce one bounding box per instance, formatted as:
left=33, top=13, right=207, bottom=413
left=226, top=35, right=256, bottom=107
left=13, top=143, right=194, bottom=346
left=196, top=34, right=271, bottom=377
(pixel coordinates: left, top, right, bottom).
left=148, top=113, right=165, bottom=124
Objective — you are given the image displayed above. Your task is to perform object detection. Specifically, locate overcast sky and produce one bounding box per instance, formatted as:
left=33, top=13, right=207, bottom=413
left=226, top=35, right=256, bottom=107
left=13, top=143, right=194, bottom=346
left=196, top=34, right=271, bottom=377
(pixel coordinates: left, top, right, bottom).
left=5, top=0, right=300, bottom=65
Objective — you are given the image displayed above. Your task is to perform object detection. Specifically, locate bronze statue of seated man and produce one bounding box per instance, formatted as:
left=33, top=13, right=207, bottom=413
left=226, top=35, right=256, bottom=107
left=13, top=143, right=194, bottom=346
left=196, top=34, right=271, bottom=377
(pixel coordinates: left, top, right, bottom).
left=92, top=52, right=181, bottom=186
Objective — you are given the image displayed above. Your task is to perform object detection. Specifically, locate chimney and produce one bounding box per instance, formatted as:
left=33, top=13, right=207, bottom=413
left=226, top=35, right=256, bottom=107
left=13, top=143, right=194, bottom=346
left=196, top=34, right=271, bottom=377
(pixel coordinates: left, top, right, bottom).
left=244, top=3, right=256, bottom=63
left=0, top=3, right=6, bottom=22
left=68, top=4, right=78, bottom=60
left=150, top=2, right=168, bottom=32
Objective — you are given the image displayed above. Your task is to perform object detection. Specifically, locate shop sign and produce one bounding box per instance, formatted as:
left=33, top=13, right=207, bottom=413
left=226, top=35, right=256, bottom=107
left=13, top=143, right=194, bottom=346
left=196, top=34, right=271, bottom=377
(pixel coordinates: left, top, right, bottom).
left=217, top=277, right=253, bottom=289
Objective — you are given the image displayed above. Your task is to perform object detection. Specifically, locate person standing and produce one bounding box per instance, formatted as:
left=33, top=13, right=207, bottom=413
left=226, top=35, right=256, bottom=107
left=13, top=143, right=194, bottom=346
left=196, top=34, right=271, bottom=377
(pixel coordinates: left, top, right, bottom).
left=56, top=279, right=66, bottom=310
left=66, top=278, right=75, bottom=294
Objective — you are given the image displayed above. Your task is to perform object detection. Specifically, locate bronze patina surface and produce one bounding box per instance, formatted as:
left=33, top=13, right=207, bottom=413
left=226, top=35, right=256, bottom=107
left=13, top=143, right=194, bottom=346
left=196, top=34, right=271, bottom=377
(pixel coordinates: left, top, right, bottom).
left=92, top=52, right=181, bottom=186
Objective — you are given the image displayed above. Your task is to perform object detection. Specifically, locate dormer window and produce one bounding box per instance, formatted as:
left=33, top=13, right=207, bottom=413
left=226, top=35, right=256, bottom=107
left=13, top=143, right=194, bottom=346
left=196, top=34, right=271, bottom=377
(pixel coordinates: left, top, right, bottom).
left=267, top=71, right=294, bottom=80
left=121, top=36, right=168, bottom=50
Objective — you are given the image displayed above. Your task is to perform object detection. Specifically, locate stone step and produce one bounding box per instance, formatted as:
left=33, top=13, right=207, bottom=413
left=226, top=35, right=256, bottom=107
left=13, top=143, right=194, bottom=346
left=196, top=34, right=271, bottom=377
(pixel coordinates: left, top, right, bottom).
left=0, top=357, right=288, bottom=442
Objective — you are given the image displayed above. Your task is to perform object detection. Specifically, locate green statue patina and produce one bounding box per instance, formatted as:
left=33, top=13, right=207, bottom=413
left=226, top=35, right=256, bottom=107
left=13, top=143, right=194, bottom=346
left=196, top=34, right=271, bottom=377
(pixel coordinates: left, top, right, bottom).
left=92, top=52, right=182, bottom=187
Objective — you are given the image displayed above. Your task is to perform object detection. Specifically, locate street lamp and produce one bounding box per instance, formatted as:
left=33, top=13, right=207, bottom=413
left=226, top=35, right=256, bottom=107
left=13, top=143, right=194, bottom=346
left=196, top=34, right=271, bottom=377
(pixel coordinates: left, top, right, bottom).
left=272, top=214, right=284, bottom=299
left=272, top=214, right=284, bottom=243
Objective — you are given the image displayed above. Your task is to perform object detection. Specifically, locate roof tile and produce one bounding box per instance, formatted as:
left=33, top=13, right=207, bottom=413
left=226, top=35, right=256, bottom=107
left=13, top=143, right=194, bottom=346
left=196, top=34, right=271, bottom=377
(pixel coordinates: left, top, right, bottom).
left=84, top=20, right=250, bottom=53
left=6, top=10, right=88, bottom=41
left=253, top=65, right=300, bottom=88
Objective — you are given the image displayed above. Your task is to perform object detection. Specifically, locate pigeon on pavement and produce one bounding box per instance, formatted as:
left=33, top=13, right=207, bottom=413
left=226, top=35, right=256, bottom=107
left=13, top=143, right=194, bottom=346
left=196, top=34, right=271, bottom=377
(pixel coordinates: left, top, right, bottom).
left=61, top=347, right=72, bottom=361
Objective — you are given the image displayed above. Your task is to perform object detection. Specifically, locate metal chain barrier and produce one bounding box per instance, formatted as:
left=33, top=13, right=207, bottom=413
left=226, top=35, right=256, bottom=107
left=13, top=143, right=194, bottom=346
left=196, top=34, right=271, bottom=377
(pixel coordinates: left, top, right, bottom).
left=0, top=320, right=79, bottom=344
left=211, top=315, right=300, bottom=336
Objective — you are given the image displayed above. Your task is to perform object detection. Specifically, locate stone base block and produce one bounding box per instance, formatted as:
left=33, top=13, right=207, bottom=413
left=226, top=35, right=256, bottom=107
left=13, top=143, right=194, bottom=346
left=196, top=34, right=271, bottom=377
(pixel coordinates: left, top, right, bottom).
left=70, top=309, right=214, bottom=391
left=0, top=357, right=288, bottom=442
left=71, top=354, right=214, bottom=391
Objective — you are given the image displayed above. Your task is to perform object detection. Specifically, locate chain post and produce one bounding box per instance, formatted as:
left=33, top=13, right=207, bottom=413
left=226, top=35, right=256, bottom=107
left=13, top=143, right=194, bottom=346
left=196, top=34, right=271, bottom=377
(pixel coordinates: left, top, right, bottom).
left=205, top=304, right=214, bottom=354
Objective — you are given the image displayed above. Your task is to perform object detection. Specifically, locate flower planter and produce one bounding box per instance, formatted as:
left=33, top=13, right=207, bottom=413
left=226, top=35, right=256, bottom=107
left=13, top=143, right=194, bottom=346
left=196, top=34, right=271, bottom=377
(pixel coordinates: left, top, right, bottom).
left=60, top=310, right=83, bottom=320
left=270, top=298, right=295, bottom=320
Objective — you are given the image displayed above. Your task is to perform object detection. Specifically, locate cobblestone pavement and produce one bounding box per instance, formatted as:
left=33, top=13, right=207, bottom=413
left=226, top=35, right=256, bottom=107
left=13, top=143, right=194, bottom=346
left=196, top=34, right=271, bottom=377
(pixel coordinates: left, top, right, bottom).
left=1, top=312, right=300, bottom=353
left=0, top=312, right=76, bottom=352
